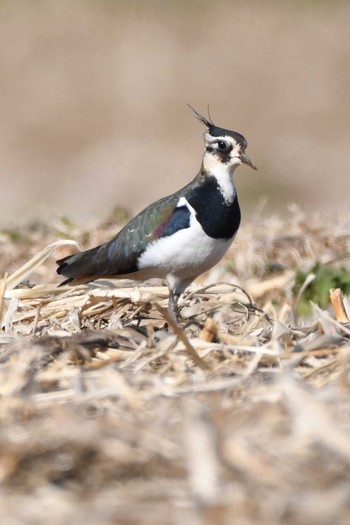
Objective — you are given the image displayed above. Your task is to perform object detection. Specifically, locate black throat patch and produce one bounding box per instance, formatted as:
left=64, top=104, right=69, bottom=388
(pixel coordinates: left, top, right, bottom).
left=187, top=176, right=241, bottom=239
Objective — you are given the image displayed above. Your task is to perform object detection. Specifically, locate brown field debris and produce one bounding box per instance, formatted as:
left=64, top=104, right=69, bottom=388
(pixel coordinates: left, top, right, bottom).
left=0, top=208, right=350, bottom=524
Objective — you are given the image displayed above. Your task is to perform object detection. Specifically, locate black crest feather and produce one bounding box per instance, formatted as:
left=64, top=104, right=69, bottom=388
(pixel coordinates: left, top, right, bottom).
left=187, top=103, right=247, bottom=147
left=187, top=104, right=214, bottom=129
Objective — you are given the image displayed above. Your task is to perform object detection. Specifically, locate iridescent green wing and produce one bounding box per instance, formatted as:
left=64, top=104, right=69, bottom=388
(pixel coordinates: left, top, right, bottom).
left=102, top=192, right=190, bottom=275
left=57, top=184, right=195, bottom=281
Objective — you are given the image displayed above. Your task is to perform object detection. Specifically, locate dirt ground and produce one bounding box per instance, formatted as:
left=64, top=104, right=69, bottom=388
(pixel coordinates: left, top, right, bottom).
left=0, top=208, right=350, bottom=524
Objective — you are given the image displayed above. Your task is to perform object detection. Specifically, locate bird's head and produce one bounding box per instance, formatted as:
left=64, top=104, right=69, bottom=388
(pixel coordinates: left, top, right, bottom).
left=188, top=105, right=257, bottom=175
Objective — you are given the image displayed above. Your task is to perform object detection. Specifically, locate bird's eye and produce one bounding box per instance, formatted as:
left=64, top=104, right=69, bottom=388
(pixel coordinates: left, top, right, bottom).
left=217, top=141, right=227, bottom=150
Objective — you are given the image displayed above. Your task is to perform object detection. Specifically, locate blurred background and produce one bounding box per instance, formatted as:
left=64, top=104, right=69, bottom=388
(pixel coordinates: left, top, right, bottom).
left=0, top=0, right=349, bottom=227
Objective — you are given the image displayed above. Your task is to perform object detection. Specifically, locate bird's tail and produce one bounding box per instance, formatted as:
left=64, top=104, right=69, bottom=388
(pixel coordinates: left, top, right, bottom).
left=56, top=246, right=102, bottom=284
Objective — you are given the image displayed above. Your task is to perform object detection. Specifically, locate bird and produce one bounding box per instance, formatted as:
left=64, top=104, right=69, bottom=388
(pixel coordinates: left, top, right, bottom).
left=56, top=106, right=256, bottom=321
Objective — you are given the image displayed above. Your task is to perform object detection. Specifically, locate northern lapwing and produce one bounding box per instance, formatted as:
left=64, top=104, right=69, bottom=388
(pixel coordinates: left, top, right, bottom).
left=56, top=106, right=256, bottom=321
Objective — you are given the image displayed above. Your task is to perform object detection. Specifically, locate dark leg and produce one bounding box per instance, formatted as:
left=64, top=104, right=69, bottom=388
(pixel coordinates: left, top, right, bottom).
left=168, top=289, right=180, bottom=323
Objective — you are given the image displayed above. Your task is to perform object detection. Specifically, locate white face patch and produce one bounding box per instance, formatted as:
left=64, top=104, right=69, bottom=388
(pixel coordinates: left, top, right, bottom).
left=202, top=134, right=243, bottom=204
left=204, top=133, right=242, bottom=162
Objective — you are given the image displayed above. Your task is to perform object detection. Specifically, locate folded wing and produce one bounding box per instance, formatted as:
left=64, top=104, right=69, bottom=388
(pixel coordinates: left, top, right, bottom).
left=56, top=193, right=191, bottom=283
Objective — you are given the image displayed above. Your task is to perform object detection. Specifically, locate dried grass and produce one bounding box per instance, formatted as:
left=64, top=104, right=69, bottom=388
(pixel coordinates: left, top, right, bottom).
left=0, top=207, right=350, bottom=524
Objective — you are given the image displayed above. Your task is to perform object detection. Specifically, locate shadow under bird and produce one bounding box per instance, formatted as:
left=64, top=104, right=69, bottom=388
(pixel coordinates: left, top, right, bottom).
left=56, top=106, right=257, bottom=321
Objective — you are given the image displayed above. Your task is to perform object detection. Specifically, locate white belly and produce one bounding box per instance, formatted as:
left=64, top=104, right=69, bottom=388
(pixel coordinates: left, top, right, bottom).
left=138, top=218, right=233, bottom=282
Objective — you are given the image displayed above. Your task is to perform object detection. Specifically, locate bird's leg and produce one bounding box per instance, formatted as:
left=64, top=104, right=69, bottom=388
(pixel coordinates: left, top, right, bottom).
left=168, top=289, right=180, bottom=324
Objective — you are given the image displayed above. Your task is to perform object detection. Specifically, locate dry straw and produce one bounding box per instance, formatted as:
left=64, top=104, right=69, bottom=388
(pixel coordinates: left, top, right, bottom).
left=0, top=208, right=349, bottom=524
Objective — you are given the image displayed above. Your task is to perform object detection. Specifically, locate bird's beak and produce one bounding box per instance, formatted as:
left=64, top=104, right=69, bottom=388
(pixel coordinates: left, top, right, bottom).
left=239, top=152, right=257, bottom=171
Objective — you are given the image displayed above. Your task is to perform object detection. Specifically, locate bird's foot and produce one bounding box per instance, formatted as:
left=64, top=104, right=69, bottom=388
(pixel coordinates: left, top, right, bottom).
left=168, top=290, right=180, bottom=325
